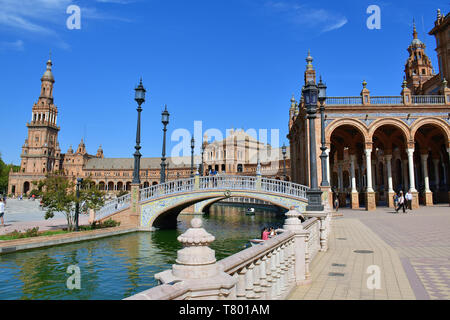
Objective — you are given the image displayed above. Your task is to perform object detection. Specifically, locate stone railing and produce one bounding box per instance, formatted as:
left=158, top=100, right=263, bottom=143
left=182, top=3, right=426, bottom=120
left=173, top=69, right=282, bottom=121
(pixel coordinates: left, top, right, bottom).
left=125, top=207, right=331, bottom=300
left=139, top=175, right=309, bottom=203
left=94, top=193, right=131, bottom=222
left=326, top=95, right=446, bottom=106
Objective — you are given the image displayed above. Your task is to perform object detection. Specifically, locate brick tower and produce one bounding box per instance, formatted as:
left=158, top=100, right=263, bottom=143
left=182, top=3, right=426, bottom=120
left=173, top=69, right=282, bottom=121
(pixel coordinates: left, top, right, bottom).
left=404, top=20, right=435, bottom=94
left=20, top=56, right=61, bottom=175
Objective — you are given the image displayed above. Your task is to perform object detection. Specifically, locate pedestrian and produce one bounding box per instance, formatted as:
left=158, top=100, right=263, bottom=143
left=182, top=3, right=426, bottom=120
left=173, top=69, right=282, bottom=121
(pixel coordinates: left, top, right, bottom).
left=334, top=196, right=339, bottom=212
left=0, top=198, right=5, bottom=227
left=269, top=227, right=275, bottom=238
left=393, top=193, right=398, bottom=209
left=395, top=191, right=406, bottom=213
left=261, top=227, right=270, bottom=241
left=406, top=190, right=413, bottom=211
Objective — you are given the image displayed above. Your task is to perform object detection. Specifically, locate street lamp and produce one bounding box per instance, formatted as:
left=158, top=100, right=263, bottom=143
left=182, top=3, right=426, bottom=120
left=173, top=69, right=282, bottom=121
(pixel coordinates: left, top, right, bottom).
left=282, top=143, right=287, bottom=180
left=303, top=80, right=324, bottom=212
left=318, top=77, right=330, bottom=187
left=132, top=78, right=146, bottom=185
left=160, top=105, right=170, bottom=184
left=75, top=178, right=83, bottom=231
left=201, top=139, right=207, bottom=176
left=190, top=137, right=195, bottom=177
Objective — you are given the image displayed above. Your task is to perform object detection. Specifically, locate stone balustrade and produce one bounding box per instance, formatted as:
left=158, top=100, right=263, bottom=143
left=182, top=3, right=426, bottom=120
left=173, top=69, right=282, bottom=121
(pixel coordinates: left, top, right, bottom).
left=126, top=207, right=331, bottom=300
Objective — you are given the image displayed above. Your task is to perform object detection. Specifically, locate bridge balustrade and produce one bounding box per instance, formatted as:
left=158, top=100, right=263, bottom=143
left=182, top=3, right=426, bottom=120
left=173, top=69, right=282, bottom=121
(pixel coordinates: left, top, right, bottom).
left=95, top=193, right=131, bottom=222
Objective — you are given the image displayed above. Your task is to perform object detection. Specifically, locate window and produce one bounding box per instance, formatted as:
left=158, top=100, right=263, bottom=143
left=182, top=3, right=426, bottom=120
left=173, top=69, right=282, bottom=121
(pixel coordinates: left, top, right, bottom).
left=422, top=69, right=426, bottom=75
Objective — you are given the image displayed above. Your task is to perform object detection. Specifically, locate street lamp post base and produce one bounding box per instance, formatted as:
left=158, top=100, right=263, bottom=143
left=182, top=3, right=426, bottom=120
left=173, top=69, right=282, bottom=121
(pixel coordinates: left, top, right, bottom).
left=306, top=189, right=324, bottom=212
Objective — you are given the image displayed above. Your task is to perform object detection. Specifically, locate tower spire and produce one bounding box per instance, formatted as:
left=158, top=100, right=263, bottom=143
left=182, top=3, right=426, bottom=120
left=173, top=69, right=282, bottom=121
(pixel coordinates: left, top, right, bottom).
left=413, top=18, right=418, bottom=39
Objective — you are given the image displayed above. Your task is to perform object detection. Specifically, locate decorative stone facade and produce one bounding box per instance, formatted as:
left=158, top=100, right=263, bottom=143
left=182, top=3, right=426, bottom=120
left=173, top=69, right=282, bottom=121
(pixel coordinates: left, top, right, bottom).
left=288, top=11, right=450, bottom=211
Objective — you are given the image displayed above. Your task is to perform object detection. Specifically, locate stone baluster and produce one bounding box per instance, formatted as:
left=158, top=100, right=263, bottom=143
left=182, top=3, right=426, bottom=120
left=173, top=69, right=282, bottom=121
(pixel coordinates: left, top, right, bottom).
left=253, top=259, right=263, bottom=299
left=275, top=247, right=283, bottom=298
left=304, top=234, right=311, bottom=281
left=279, top=244, right=287, bottom=295
left=270, top=250, right=278, bottom=299
left=287, top=239, right=296, bottom=285
left=236, top=267, right=247, bottom=300
left=264, top=252, right=273, bottom=299
left=245, top=263, right=256, bottom=299
left=260, top=255, right=269, bottom=299
left=319, top=215, right=328, bottom=252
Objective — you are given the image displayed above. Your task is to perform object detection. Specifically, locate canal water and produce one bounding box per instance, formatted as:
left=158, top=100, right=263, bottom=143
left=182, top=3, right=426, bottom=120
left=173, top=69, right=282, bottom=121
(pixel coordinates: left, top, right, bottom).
left=0, top=204, right=285, bottom=300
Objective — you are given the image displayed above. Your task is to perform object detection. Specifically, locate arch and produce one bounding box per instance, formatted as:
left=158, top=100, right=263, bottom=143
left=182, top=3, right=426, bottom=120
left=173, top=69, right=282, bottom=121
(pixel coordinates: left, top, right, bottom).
left=117, top=181, right=123, bottom=191
left=326, top=119, right=369, bottom=145
left=143, top=182, right=150, bottom=188
left=23, top=181, right=30, bottom=194
left=411, top=117, right=450, bottom=147
left=368, top=118, right=412, bottom=143
left=143, top=190, right=307, bottom=229
left=107, top=182, right=114, bottom=191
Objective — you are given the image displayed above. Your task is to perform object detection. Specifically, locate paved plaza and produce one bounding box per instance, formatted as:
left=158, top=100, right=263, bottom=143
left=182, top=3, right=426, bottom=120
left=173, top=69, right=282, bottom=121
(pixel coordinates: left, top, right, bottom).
left=0, top=199, right=88, bottom=235
left=290, top=205, right=450, bottom=300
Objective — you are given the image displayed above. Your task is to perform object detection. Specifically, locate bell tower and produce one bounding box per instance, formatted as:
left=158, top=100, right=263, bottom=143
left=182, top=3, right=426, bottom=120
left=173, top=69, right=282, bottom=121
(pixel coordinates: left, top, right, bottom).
left=20, top=55, right=61, bottom=174
left=404, top=20, right=435, bottom=94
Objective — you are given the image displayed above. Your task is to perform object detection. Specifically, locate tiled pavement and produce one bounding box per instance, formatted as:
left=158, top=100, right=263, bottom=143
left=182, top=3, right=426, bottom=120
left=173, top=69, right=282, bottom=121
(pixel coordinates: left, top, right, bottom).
left=289, top=205, right=450, bottom=300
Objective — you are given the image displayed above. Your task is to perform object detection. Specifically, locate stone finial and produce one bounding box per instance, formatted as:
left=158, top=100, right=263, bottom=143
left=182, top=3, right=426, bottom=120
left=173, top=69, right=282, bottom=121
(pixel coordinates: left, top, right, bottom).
left=283, top=206, right=305, bottom=231
left=306, top=49, right=313, bottom=70
left=443, top=78, right=448, bottom=89
left=437, top=9, right=441, bottom=19
left=172, top=217, right=218, bottom=279
left=362, top=80, right=367, bottom=89
left=402, top=78, right=407, bottom=89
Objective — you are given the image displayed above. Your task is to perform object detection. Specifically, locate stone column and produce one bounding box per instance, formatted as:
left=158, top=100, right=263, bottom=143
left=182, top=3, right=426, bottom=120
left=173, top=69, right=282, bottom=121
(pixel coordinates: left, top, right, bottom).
left=402, top=159, right=409, bottom=191
left=325, top=149, right=331, bottom=184
left=422, top=154, right=433, bottom=206
left=385, top=154, right=395, bottom=208
left=433, top=158, right=440, bottom=191
left=337, top=161, right=345, bottom=206
left=407, top=149, right=419, bottom=209
left=365, top=149, right=376, bottom=211
left=350, top=154, right=359, bottom=209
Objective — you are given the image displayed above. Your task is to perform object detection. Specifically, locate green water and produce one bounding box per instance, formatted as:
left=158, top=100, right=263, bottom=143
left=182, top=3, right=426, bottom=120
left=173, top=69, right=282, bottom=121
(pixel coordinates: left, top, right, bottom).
left=0, top=204, right=284, bottom=300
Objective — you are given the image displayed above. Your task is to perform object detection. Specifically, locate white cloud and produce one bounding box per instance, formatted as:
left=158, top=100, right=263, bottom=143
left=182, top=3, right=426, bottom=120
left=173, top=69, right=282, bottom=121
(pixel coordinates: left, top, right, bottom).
left=0, top=39, right=25, bottom=51
left=265, top=1, right=348, bottom=33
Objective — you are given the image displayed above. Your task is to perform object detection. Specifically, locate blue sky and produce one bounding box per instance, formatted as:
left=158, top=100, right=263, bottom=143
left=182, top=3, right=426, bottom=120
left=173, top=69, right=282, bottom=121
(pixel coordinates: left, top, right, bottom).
left=0, top=0, right=447, bottom=164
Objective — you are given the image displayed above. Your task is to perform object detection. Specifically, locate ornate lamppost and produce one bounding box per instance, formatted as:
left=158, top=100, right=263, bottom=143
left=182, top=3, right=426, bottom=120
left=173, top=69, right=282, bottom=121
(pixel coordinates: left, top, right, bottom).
left=318, top=77, right=329, bottom=187
left=160, top=105, right=170, bottom=183
left=282, top=143, right=287, bottom=180
left=132, top=78, right=146, bottom=185
left=190, top=137, right=195, bottom=177
left=303, top=81, right=324, bottom=212
left=201, top=139, right=207, bottom=176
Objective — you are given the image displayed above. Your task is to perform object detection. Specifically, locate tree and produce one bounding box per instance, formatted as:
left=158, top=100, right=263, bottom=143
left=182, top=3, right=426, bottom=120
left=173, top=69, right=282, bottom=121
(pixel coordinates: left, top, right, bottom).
left=39, top=173, right=105, bottom=231
left=0, top=152, right=20, bottom=195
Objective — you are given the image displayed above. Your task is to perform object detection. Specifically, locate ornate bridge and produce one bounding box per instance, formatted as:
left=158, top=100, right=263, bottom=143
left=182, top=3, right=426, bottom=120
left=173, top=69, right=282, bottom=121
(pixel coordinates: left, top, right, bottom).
left=95, top=175, right=309, bottom=229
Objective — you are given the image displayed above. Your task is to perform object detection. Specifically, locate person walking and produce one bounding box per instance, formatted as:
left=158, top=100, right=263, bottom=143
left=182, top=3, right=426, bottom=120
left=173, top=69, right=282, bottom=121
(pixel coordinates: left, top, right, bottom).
left=406, top=190, right=413, bottom=211
left=0, top=199, right=5, bottom=227
left=393, top=193, right=398, bottom=209
left=396, top=191, right=406, bottom=213
left=334, top=196, right=339, bottom=212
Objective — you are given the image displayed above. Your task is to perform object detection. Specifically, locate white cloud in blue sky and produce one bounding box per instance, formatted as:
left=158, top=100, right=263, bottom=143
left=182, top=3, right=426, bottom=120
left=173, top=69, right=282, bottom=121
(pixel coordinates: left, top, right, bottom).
left=265, top=0, right=348, bottom=33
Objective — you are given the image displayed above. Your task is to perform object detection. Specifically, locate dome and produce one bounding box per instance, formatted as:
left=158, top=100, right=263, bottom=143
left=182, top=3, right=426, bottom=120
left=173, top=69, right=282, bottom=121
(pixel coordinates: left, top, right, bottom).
left=41, top=59, right=54, bottom=82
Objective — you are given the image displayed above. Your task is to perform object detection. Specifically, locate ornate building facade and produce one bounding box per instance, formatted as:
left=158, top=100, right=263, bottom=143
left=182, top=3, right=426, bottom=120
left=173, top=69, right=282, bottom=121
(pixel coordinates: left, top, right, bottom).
left=288, top=10, right=450, bottom=211
left=8, top=61, right=289, bottom=196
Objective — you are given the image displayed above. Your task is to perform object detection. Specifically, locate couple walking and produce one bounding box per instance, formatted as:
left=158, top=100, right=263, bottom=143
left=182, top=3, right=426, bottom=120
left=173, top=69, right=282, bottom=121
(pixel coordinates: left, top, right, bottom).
left=394, top=190, right=413, bottom=213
